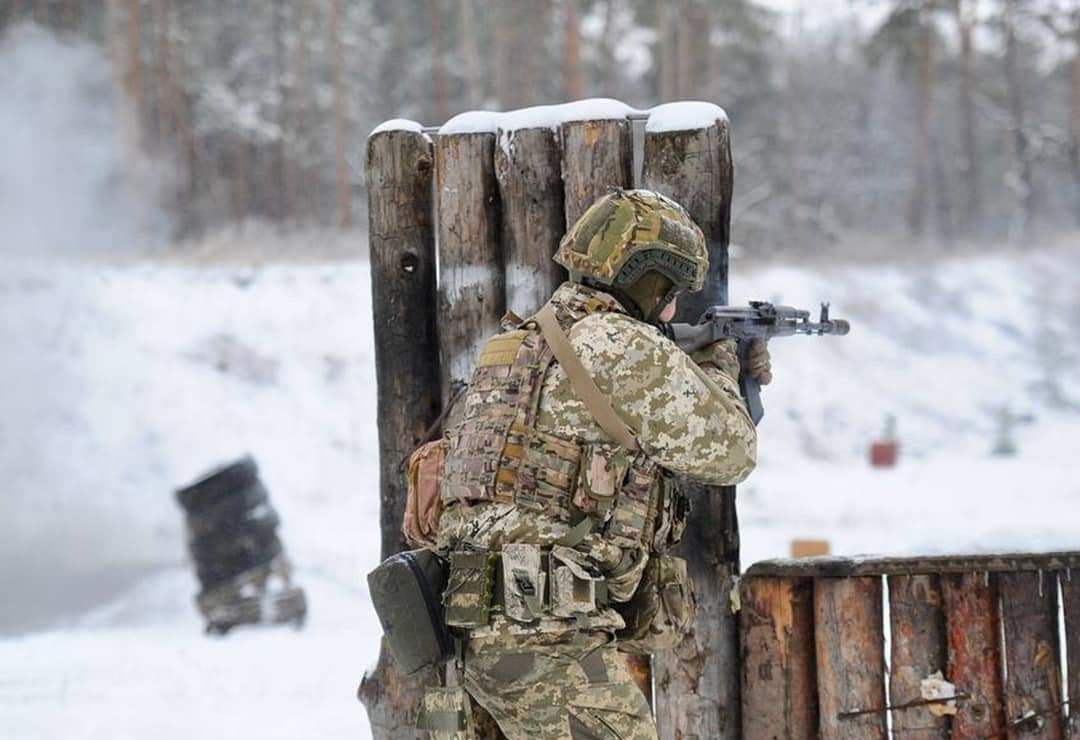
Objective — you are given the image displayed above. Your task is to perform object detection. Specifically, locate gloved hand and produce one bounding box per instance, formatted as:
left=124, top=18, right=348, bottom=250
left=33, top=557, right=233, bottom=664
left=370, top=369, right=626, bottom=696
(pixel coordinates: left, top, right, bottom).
left=690, top=338, right=741, bottom=381
left=746, top=338, right=772, bottom=386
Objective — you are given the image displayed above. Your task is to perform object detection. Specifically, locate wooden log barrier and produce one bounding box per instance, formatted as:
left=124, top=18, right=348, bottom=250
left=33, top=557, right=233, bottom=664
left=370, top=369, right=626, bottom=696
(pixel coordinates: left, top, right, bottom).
left=643, top=114, right=741, bottom=740
left=814, top=576, right=888, bottom=740
left=740, top=576, right=818, bottom=740
left=494, top=126, right=567, bottom=318
left=942, top=572, right=1008, bottom=740
left=1061, top=573, right=1080, bottom=739
left=358, top=128, right=441, bottom=740
left=559, top=118, right=633, bottom=228
left=1000, top=571, right=1065, bottom=739
left=435, top=131, right=505, bottom=403
left=888, top=574, right=950, bottom=740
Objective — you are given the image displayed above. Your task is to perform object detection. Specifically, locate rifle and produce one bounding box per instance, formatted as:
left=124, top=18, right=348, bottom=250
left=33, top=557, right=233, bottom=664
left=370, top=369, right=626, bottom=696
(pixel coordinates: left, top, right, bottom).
left=667, top=301, right=850, bottom=425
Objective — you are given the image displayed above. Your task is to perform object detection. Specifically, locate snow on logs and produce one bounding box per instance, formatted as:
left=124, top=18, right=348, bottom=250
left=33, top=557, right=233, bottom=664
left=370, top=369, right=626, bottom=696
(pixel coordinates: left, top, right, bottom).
left=741, top=553, right=1080, bottom=740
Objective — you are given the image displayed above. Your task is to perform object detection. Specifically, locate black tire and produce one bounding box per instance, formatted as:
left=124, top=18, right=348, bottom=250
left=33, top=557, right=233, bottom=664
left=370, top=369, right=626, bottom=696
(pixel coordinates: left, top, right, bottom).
left=176, top=455, right=259, bottom=512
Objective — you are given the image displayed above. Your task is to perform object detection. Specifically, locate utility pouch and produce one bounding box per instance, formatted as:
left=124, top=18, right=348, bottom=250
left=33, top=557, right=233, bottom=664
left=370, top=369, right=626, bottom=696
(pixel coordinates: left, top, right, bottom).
left=548, top=545, right=602, bottom=618
left=572, top=445, right=629, bottom=524
left=616, top=554, right=696, bottom=655
left=367, top=549, right=453, bottom=675
left=606, top=461, right=658, bottom=549
left=652, top=476, right=690, bottom=552
left=444, top=550, right=498, bottom=628
left=416, top=686, right=476, bottom=739
left=403, top=439, right=447, bottom=549
left=501, top=543, right=546, bottom=623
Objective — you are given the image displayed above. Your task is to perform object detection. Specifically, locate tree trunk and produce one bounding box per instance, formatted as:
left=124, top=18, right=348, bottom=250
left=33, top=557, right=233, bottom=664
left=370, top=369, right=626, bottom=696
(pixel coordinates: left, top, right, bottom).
left=359, top=128, right=442, bottom=740
left=1003, top=0, right=1034, bottom=240
left=1061, top=573, right=1080, bottom=739
left=329, top=0, right=351, bottom=228
left=560, top=119, right=634, bottom=229
left=563, top=0, right=583, bottom=100
left=458, top=0, right=483, bottom=108
left=657, top=0, right=676, bottom=101
left=430, top=0, right=449, bottom=123
left=124, top=0, right=144, bottom=151
left=907, top=11, right=934, bottom=238
left=289, top=0, right=311, bottom=224
left=492, top=2, right=511, bottom=108
left=598, top=0, right=618, bottom=97
left=955, top=0, right=983, bottom=234
left=1070, top=42, right=1080, bottom=227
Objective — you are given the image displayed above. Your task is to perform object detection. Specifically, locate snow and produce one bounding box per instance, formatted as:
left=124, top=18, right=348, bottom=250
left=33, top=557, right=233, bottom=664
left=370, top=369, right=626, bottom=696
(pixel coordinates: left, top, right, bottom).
left=3, top=239, right=1080, bottom=739
left=645, top=101, right=729, bottom=133
left=368, top=118, right=429, bottom=139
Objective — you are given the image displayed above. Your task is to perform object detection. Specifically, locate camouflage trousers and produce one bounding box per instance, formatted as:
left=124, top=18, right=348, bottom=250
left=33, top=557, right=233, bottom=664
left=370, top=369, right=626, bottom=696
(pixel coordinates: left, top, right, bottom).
left=457, top=630, right=657, bottom=740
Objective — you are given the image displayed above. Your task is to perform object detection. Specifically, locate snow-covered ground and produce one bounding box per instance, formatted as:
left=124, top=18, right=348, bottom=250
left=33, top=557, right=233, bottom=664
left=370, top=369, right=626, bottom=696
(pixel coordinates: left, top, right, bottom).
left=2, top=240, right=1078, bottom=739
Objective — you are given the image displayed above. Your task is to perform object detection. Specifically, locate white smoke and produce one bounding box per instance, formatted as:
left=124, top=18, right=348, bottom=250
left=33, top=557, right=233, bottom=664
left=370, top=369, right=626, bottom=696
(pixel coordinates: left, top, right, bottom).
left=0, top=24, right=170, bottom=255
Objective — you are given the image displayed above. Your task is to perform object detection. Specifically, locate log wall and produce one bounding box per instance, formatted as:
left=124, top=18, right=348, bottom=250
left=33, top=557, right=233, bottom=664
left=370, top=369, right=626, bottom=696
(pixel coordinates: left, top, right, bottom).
left=742, top=554, right=1080, bottom=740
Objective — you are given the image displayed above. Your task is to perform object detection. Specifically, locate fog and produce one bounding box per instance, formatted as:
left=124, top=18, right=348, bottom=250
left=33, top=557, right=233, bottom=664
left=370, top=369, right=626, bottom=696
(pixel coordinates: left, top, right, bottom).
left=0, top=24, right=169, bottom=256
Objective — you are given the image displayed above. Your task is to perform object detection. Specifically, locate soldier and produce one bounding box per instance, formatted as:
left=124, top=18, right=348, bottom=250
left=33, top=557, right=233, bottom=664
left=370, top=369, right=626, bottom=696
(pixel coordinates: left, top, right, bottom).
left=429, top=189, right=770, bottom=740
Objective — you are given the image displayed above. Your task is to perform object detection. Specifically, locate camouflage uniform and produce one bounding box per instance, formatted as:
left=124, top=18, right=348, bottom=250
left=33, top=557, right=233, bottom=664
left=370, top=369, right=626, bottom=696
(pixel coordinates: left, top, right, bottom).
left=432, top=191, right=757, bottom=740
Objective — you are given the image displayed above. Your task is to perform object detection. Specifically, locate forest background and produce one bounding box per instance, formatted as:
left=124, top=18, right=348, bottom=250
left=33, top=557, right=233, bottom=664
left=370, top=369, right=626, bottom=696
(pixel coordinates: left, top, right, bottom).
left=3, top=0, right=1079, bottom=255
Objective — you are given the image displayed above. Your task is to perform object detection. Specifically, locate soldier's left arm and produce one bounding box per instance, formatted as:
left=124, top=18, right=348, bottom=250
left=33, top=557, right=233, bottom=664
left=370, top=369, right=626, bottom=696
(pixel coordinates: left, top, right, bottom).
left=574, top=314, right=757, bottom=486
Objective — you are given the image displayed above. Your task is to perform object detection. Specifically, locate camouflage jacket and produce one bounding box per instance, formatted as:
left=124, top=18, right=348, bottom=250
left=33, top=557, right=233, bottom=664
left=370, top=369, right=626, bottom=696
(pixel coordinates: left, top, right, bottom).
left=536, top=282, right=756, bottom=485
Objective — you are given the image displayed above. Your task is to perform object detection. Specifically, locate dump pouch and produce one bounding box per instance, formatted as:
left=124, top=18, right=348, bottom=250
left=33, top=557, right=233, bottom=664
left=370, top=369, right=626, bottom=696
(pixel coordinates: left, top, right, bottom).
left=367, top=549, right=453, bottom=675
left=403, top=439, right=447, bottom=549
left=616, top=553, right=696, bottom=655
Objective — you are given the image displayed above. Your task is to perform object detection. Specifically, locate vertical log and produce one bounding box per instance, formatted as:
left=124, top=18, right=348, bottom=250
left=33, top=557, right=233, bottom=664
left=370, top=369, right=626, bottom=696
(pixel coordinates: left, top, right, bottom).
left=814, top=577, right=887, bottom=740
left=435, top=132, right=505, bottom=400
left=1061, top=573, right=1079, bottom=738
left=943, top=572, right=1008, bottom=740
left=888, top=574, right=950, bottom=740
left=1000, top=571, right=1065, bottom=739
left=358, top=128, right=441, bottom=740
left=642, top=110, right=733, bottom=314
left=494, top=127, right=567, bottom=318
left=740, top=576, right=818, bottom=740
left=559, top=119, right=633, bottom=229
left=643, top=115, right=740, bottom=740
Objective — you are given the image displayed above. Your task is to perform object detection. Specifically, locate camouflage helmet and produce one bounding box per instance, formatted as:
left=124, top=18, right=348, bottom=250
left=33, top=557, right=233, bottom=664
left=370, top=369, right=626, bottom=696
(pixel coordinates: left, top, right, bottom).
left=554, top=189, right=708, bottom=293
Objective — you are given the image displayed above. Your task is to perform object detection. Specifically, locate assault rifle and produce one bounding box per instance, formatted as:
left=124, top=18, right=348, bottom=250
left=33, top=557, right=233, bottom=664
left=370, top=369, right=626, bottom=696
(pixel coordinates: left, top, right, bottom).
left=667, top=302, right=850, bottom=425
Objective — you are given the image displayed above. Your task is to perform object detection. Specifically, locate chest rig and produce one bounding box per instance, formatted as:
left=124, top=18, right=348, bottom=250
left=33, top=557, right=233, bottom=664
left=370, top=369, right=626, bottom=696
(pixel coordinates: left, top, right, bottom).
left=441, top=288, right=681, bottom=557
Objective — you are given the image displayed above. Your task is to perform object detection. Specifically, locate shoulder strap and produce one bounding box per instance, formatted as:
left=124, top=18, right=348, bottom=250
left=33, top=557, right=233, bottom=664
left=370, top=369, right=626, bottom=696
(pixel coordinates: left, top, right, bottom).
left=535, top=304, right=640, bottom=451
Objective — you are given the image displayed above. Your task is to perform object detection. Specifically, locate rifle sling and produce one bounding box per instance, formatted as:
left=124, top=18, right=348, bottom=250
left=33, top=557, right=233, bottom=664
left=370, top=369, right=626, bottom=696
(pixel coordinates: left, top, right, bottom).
left=535, top=305, right=639, bottom=452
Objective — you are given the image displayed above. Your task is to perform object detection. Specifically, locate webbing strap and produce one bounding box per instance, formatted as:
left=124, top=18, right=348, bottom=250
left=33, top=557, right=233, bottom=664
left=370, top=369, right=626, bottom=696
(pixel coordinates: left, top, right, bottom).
left=535, top=305, right=639, bottom=452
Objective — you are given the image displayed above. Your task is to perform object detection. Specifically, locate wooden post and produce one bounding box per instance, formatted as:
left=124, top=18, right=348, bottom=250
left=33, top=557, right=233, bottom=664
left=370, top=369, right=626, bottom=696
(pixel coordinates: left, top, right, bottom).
left=494, top=126, right=567, bottom=318
left=435, top=132, right=505, bottom=401
left=643, top=115, right=740, bottom=740
left=999, top=571, right=1065, bottom=739
left=942, top=572, right=1008, bottom=740
left=740, top=576, right=818, bottom=740
left=358, top=128, right=442, bottom=740
left=1061, top=573, right=1079, bottom=738
left=559, top=119, right=633, bottom=228
left=814, top=577, right=887, bottom=740
left=887, top=574, right=950, bottom=740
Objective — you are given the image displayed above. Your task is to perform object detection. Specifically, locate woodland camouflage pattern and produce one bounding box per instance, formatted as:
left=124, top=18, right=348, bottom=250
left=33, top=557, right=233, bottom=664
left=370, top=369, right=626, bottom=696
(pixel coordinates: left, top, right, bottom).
left=434, top=280, right=757, bottom=739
